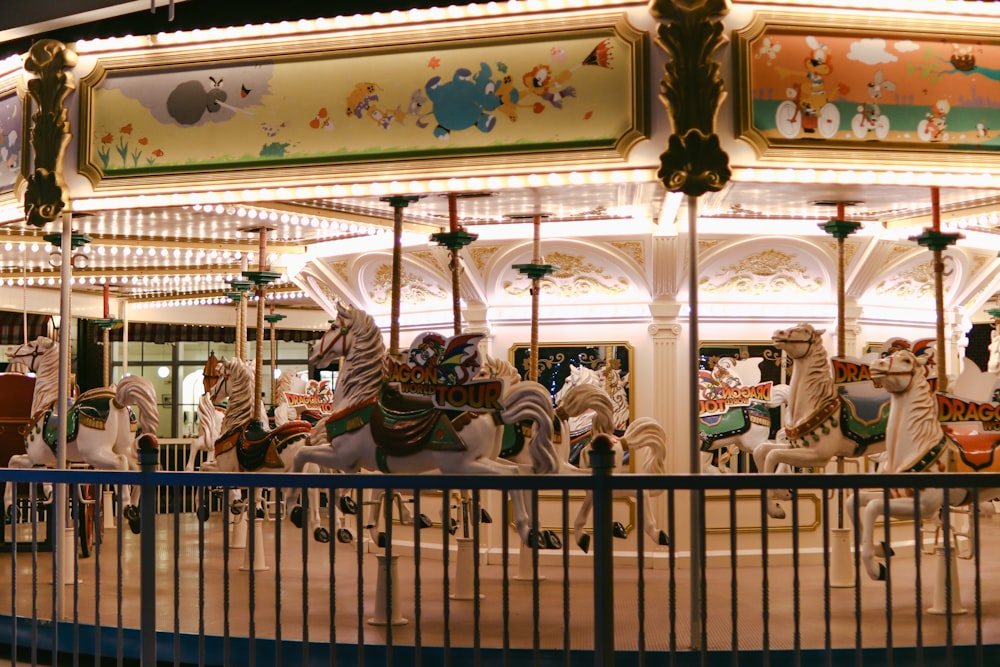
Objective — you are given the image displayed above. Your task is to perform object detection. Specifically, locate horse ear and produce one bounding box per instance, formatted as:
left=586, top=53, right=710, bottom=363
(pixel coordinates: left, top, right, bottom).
left=813, top=328, right=826, bottom=338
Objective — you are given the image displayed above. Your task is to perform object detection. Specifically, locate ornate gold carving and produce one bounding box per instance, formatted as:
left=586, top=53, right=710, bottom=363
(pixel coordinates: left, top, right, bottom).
left=330, top=261, right=350, bottom=285
left=369, top=264, right=447, bottom=305
left=875, top=259, right=954, bottom=300
left=698, top=239, right=721, bottom=256
left=824, top=239, right=859, bottom=266
left=502, top=251, right=629, bottom=297
left=468, top=246, right=498, bottom=273
left=610, top=240, right=644, bottom=267
left=700, top=249, right=822, bottom=294
left=23, top=40, right=78, bottom=228
left=650, top=0, right=731, bottom=196
left=412, top=250, right=443, bottom=272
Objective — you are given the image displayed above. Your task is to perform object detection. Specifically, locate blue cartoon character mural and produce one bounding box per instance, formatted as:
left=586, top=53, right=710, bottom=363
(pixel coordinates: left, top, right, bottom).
left=423, top=62, right=502, bottom=139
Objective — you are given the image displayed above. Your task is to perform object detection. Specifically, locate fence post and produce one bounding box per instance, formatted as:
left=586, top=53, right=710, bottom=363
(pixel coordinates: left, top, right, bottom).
left=589, top=433, right=617, bottom=666
left=138, top=433, right=159, bottom=665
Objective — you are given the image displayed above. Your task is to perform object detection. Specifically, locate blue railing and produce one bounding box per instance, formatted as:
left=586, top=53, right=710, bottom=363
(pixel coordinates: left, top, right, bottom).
left=1, top=449, right=999, bottom=667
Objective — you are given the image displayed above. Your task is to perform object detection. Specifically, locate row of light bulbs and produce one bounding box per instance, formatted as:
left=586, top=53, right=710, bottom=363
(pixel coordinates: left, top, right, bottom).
left=190, top=204, right=389, bottom=237
left=131, top=291, right=308, bottom=309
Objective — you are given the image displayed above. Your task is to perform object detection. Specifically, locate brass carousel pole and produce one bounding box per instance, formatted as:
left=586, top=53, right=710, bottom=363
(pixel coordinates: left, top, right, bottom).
left=23, top=38, right=78, bottom=627
left=911, top=186, right=961, bottom=394
left=381, top=196, right=421, bottom=358
left=265, top=305, right=286, bottom=409
left=244, top=229, right=280, bottom=424
left=431, top=192, right=479, bottom=580
left=93, top=282, right=123, bottom=386
left=819, top=203, right=862, bottom=587
left=512, top=213, right=554, bottom=383
left=650, top=0, right=731, bottom=652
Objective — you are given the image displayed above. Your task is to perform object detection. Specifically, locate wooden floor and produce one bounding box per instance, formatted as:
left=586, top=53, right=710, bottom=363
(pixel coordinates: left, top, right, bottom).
left=3, top=508, right=1000, bottom=658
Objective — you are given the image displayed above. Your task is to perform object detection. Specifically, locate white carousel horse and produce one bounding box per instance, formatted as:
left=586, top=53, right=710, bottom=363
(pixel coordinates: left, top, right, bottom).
left=481, top=355, right=671, bottom=551
left=203, top=356, right=334, bottom=542
left=753, top=324, right=888, bottom=519
left=272, top=368, right=361, bottom=541
left=4, top=336, right=159, bottom=533
left=287, top=301, right=566, bottom=550
left=699, top=357, right=791, bottom=473
left=184, top=391, right=224, bottom=472
left=554, top=363, right=631, bottom=435
left=847, top=349, right=1000, bottom=580
left=560, top=386, right=671, bottom=552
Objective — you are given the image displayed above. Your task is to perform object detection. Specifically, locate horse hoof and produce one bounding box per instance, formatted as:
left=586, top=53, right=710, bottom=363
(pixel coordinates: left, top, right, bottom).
left=577, top=534, right=591, bottom=554
left=255, top=508, right=265, bottom=519
left=377, top=532, right=387, bottom=549
left=418, top=513, right=433, bottom=529
left=657, top=531, right=670, bottom=547
left=196, top=506, right=210, bottom=522
left=767, top=504, right=787, bottom=520
left=124, top=505, right=141, bottom=534
left=877, top=563, right=886, bottom=581
left=230, top=505, right=243, bottom=516
left=612, top=521, right=628, bottom=539
left=881, top=541, right=895, bottom=558
left=336, top=528, right=354, bottom=544
left=480, top=509, right=493, bottom=524
left=313, top=527, right=330, bottom=544
left=448, top=518, right=458, bottom=535
left=339, top=496, right=358, bottom=515
left=290, top=506, right=303, bottom=528
left=543, top=530, right=562, bottom=550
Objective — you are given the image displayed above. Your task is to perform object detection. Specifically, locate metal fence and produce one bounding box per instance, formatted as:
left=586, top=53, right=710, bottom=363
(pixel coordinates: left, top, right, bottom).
left=1, top=447, right=999, bottom=667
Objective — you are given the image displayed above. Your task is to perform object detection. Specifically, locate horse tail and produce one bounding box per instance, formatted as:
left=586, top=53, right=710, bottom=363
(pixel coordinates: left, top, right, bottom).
left=557, top=383, right=615, bottom=437
left=620, top=417, right=668, bottom=475
left=768, top=383, right=791, bottom=409
left=115, top=374, right=160, bottom=435
left=500, top=381, right=558, bottom=474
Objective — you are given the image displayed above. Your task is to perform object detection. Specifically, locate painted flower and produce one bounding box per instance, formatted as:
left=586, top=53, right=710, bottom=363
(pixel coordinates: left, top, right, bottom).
left=101, top=132, right=114, bottom=144
left=120, top=123, right=133, bottom=135
left=151, top=149, right=164, bottom=158
left=138, top=137, right=148, bottom=145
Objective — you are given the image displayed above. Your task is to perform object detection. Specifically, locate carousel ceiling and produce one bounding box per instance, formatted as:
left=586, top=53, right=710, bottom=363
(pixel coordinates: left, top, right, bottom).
left=2, top=178, right=1000, bottom=318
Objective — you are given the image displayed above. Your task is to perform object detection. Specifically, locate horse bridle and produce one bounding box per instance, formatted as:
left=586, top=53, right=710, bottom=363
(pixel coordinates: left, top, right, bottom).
left=874, top=353, right=919, bottom=391
left=8, top=342, right=44, bottom=372
left=313, top=320, right=350, bottom=359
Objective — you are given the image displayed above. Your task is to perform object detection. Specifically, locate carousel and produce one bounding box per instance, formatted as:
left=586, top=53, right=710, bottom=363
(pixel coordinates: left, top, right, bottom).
left=1, top=1, right=1000, bottom=664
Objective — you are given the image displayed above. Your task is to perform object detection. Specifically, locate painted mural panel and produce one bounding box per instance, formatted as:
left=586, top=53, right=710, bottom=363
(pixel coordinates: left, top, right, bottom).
left=734, top=12, right=1000, bottom=164
left=80, top=17, right=643, bottom=182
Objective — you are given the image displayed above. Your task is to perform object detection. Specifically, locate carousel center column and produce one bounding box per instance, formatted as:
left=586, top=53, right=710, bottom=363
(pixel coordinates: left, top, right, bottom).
left=648, top=235, right=686, bottom=476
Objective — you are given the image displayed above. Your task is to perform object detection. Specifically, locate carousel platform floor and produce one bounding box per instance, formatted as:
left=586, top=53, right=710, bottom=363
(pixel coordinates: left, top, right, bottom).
left=2, top=511, right=1000, bottom=665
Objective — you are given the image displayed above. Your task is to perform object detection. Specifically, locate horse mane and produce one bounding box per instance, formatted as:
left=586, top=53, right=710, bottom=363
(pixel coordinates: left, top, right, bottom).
left=478, top=354, right=521, bottom=390
left=197, top=392, right=221, bottom=447
left=220, top=358, right=255, bottom=433
left=786, top=329, right=837, bottom=425
left=21, top=337, right=59, bottom=414
left=883, top=350, right=942, bottom=473
left=333, top=306, right=385, bottom=407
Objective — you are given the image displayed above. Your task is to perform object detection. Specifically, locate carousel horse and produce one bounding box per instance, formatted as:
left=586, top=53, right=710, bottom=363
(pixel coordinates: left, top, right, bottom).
left=753, top=324, right=888, bottom=519
left=847, top=349, right=1000, bottom=580
left=184, top=391, right=224, bottom=472
left=286, top=301, right=569, bottom=550
left=482, top=354, right=671, bottom=550
left=553, top=363, right=631, bottom=464
left=4, top=336, right=158, bottom=533
left=202, top=356, right=334, bottom=543
left=699, top=356, right=791, bottom=473
left=272, top=368, right=361, bottom=541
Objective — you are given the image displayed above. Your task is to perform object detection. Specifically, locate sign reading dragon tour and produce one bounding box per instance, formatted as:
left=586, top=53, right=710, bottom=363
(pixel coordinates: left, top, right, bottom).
left=385, top=332, right=503, bottom=413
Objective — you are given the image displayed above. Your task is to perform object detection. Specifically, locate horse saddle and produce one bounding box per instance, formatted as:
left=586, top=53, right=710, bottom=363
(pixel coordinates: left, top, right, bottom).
left=698, top=404, right=769, bottom=451
left=35, top=408, right=81, bottom=452
left=837, top=384, right=889, bottom=450
left=216, top=419, right=311, bottom=471
left=370, top=386, right=465, bottom=458
left=942, top=422, right=1000, bottom=471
